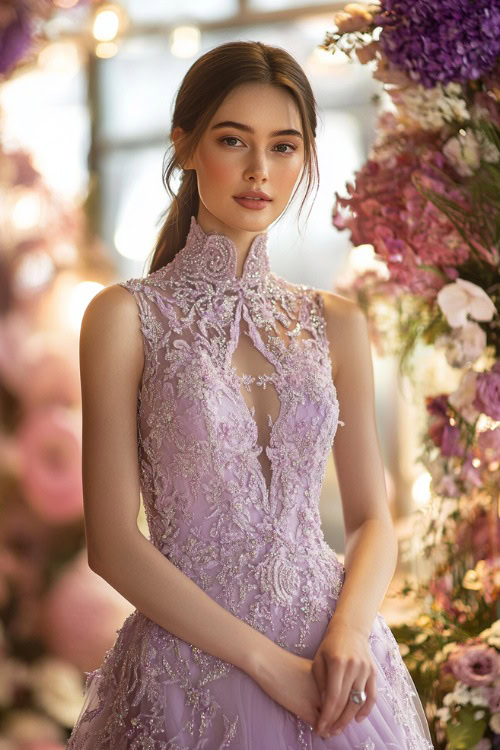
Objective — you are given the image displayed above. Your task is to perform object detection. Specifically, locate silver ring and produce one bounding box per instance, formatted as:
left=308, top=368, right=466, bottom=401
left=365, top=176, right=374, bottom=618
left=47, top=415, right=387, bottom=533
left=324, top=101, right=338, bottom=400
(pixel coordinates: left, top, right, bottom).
left=350, top=689, right=367, bottom=704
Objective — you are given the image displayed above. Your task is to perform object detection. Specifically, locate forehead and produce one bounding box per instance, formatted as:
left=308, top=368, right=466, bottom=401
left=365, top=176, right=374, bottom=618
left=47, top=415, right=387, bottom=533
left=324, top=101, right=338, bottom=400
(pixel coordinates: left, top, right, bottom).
left=210, top=82, right=301, bottom=128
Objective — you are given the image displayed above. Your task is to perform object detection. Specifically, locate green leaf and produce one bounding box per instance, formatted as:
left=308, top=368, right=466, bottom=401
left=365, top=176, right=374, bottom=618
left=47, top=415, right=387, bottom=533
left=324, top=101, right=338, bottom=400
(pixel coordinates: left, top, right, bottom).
left=445, top=706, right=487, bottom=749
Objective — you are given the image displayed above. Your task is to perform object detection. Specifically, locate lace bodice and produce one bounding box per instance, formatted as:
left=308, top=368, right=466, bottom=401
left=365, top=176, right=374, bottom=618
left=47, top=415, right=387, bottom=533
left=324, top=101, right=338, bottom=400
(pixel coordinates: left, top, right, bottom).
left=117, top=215, right=346, bottom=648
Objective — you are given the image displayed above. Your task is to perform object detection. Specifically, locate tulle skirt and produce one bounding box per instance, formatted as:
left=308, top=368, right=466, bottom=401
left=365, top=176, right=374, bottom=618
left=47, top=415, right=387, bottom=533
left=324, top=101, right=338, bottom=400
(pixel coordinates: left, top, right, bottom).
left=66, top=600, right=433, bottom=749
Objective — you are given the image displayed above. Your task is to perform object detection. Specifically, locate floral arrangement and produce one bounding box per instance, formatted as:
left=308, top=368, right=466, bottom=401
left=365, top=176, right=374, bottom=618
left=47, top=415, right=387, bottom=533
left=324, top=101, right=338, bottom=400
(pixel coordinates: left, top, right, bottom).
left=322, top=2, right=499, bottom=748
left=395, top=615, right=500, bottom=749
left=0, top=5, right=127, bottom=746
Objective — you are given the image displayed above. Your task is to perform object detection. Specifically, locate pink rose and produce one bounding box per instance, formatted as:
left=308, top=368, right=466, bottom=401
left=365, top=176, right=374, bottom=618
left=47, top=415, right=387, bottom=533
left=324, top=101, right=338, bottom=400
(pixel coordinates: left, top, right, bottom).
left=39, top=549, right=135, bottom=672
left=16, top=405, right=84, bottom=524
left=448, top=643, right=499, bottom=686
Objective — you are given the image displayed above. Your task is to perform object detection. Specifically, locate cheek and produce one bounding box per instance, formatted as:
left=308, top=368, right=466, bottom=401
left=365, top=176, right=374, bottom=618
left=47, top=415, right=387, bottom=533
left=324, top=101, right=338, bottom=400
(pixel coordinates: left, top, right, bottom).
left=197, top=149, right=234, bottom=188
left=271, top=157, right=303, bottom=189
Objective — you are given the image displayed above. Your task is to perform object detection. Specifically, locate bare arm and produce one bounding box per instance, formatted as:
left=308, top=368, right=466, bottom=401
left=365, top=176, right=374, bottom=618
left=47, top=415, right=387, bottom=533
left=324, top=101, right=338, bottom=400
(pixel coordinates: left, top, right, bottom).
left=321, top=293, right=398, bottom=639
left=80, top=284, right=280, bottom=678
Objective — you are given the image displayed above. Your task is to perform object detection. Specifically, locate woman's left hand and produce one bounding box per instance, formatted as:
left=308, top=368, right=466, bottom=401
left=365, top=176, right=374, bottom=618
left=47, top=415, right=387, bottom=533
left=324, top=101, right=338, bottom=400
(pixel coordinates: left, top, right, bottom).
left=311, top=618, right=377, bottom=739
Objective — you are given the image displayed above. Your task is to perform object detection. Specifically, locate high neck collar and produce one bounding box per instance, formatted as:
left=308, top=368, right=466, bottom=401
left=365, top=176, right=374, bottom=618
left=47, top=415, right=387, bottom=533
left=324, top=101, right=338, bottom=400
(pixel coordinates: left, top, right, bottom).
left=172, top=215, right=270, bottom=288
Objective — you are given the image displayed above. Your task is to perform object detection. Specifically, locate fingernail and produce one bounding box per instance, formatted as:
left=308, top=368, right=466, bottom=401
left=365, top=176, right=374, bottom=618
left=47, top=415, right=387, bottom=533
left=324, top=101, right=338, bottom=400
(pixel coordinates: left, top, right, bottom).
left=333, top=728, right=342, bottom=735
left=318, top=722, right=326, bottom=732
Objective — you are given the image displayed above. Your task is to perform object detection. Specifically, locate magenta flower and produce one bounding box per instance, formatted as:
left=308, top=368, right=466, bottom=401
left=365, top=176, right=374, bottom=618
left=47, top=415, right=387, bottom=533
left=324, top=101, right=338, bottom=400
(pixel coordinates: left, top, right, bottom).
left=332, top=122, right=475, bottom=299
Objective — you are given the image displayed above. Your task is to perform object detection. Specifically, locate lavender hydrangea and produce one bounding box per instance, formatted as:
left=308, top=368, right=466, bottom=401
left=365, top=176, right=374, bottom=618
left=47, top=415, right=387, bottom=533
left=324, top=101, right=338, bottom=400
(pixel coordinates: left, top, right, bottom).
left=375, top=0, right=500, bottom=88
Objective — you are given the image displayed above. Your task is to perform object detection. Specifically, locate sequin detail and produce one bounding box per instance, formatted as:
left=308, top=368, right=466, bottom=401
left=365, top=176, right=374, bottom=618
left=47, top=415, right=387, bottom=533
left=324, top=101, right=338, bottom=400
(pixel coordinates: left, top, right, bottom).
left=67, top=216, right=433, bottom=749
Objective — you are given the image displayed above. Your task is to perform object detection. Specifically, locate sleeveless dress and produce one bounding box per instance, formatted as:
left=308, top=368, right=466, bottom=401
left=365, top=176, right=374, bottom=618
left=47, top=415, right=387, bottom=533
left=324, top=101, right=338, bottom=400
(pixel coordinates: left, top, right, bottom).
left=66, top=216, right=433, bottom=750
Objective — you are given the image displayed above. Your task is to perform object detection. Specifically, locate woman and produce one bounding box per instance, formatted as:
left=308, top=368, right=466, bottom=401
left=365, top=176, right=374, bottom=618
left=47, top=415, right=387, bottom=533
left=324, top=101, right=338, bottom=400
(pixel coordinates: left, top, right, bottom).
left=67, top=40, right=433, bottom=749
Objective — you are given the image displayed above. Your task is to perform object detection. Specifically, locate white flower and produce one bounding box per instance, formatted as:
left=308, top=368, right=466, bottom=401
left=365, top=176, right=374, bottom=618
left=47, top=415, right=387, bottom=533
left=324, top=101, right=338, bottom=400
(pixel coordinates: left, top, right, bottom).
left=443, top=129, right=481, bottom=176
left=474, top=710, right=486, bottom=720
left=30, top=656, right=85, bottom=727
left=391, top=82, right=469, bottom=131
left=443, top=692, right=456, bottom=706
left=489, top=712, right=500, bottom=733
left=476, top=128, right=500, bottom=163
left=471, top=691, right=490, bottom=707
left=415, top=632, right=429, bottom=644
left=436, top=706, right=451, bottom=723
left=437, top=278, right=497, bottom=328
left=448, top=369, right=480, bottom=424
left=435, top=320, right=486, bottom=367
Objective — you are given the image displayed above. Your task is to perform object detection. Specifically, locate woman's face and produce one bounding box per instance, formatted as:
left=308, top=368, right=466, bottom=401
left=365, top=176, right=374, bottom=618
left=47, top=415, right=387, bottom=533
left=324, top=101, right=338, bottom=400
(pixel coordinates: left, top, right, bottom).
left=173, top=82, right=305, bottom=240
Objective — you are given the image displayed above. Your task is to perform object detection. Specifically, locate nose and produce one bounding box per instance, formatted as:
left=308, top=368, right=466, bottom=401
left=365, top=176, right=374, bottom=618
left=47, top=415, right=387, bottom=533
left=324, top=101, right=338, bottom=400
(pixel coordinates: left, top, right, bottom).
left=243, top=150, right=268, bottom=183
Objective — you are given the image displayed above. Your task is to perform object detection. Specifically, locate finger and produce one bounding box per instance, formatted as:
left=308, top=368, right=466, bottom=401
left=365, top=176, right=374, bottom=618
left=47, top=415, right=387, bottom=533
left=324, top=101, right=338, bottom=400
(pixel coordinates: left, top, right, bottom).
left=325, top=681, right=366, bottom=736
left=325, top=664, right=372, bottom=735
left=315, top=660, right=351, bottom=734
left=311, top=659, right=327, bottom=706
left=355, top=668, right=377, bottom=722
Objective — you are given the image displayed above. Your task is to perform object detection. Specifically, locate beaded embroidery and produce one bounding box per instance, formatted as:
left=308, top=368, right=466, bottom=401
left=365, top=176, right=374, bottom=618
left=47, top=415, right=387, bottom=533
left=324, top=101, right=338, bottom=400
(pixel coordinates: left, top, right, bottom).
left=67, top=216, right=433, bottom=749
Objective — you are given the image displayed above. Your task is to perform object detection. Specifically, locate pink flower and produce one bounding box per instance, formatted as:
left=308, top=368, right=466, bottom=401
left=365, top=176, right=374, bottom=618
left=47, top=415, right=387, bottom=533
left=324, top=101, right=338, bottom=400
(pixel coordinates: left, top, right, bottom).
left=448, top=643, right=499, bottom=686
left=478, top=427, right=500, bottom=463
left=16, top=405, right=84, bottom=524
left=435, top=474, right=460, bottom=498
left=480, top=682, right=500, bottom=712
left=332, top=126, right=474, bottom=300
left=39, top=549, right=135, bottom=672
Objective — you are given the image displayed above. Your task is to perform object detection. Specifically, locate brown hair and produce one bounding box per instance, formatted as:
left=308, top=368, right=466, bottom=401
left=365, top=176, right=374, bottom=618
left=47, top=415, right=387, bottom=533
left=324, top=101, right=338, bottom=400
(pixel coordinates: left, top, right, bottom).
left=146, top=40, right=320, bottom=275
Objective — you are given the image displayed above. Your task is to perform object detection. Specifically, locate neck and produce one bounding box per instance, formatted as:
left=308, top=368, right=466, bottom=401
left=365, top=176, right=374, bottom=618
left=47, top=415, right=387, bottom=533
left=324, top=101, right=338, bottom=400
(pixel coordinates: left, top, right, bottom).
left=195, top=206, right=269, bottom=280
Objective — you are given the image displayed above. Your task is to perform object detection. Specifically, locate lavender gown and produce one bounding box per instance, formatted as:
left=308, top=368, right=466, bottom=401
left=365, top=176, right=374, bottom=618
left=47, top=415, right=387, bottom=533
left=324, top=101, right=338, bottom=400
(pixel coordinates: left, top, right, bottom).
left=67, top=216, right=433, bottom=749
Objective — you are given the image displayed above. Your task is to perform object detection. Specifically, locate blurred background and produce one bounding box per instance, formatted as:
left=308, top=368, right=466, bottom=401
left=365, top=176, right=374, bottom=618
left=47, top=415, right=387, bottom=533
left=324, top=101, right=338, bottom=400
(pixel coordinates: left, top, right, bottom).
left=0, top=1, right=435, bottom=744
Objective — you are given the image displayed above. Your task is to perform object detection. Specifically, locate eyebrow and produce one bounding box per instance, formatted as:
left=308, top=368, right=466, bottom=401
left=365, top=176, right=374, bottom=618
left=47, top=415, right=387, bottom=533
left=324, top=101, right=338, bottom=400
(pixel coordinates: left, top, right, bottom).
left=210, top=120, right=303, bottom=139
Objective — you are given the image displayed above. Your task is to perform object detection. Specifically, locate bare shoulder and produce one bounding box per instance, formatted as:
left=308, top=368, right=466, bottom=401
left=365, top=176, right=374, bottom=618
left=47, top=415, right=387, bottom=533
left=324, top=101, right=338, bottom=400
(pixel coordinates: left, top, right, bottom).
left=316, top=289, right=367, bottom=381
left=80, top=283, right=144, bottom=385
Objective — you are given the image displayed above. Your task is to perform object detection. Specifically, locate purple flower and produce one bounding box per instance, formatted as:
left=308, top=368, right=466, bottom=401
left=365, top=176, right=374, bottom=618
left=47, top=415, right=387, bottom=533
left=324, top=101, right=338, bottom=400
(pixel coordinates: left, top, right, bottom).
left=474, top=362, right=500, bottom=420
left=0, top=2, right=33, bottom=77
left=441, top=423, right=465, bottom=457
left=448, top=643, right=499, bottom=686
left=375, top=0, right=500, bottom=88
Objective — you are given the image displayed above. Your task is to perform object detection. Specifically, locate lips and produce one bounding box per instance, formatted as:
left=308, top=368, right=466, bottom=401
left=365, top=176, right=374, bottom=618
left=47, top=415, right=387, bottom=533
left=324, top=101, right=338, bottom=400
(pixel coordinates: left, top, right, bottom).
left=234, top=191, right=271, bottom=201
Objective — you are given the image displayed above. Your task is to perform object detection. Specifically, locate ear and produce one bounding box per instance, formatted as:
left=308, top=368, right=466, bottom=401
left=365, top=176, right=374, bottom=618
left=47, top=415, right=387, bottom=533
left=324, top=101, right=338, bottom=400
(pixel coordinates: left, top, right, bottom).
left=171, top=126, right=195, bottom=170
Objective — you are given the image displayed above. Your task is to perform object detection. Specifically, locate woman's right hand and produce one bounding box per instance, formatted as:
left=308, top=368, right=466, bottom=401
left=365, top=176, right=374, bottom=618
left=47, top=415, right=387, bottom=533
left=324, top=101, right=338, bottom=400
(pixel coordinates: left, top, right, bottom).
left=248, top=642, right=324, bottom=732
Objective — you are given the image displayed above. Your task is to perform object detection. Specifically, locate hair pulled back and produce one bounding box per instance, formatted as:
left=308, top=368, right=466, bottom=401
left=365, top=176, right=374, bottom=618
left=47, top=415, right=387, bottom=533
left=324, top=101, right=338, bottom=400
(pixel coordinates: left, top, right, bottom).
left=147, top=40, right=319, bottom=274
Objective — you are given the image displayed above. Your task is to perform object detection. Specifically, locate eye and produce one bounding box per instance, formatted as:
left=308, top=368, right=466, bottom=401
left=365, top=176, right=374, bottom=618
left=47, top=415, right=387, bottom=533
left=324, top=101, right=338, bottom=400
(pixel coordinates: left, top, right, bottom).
left=218, top=137, right=297, bottom=154
left=273, top=143, right=297, bottom=154
left=219, top=136, right=243, bottom=147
